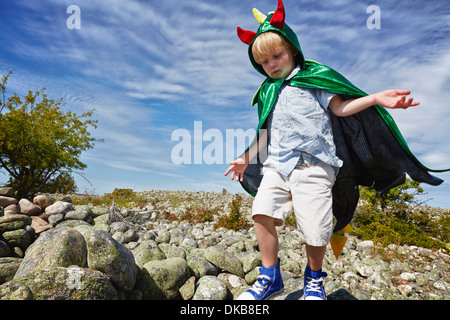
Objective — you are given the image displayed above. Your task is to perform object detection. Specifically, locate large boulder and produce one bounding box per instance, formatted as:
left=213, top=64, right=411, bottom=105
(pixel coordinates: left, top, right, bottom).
left=0, top=257, right=22, bottom=285
left=0, top=241, right=11, bottom=257
left=132, top=240, right=166, bottom=268
left=33, top=194, right=53, bottom=210
left=0, top=214, right=34, bottom=256
left=30, top=216, right=52, bottom=234
left=136, top=257, right=190, bottom=300
left=1, top=266, right=118, bottom=300
left=0, top=214, right=32, bottom=233
left=3, top=204, right=19, bottom=214
left=18, top=199, right=42, bottom=216
left=2, top=229, right=31, bottom=251
left=186, top=249, right=218, bottom=279
left=91, top=206, right=108, bottom=218
left=43, top=201, right=73, bottom=219
left=80, top=228, right=138, bottom=292
left=0, top=282, right=33, bottom=300
left=0, top=196, right=17, bottom=207
left=14, top=227, right=87, bottom=278
left=192, top=275, right=229, bottom=300
left=0, top=187, right=14, bottom=197
left=204, top=246, right=244, bottom=277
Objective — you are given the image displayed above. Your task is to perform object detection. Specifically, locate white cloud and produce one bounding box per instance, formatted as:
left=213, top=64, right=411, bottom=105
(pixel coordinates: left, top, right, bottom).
left=1, top=0, right=449, bottom=207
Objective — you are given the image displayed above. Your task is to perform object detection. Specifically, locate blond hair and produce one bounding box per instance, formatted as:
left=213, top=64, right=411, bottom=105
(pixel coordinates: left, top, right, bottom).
left=251, top=31, right=299, bottom=65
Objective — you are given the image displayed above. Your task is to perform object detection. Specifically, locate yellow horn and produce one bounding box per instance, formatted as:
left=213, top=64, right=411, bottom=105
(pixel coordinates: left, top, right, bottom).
left=253, top=8, right=267, bottom=24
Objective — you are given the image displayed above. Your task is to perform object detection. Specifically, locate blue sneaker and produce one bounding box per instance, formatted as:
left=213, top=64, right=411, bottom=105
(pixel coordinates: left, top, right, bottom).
left=302, top=264, right=327, bottom=300
left=237, top=259, right=284, bottom=300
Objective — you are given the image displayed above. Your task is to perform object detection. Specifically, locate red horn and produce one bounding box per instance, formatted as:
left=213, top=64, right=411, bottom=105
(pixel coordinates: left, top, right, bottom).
left=270, top=0, right=285, bottom=30
left=237, top=27, right=257, bottom=45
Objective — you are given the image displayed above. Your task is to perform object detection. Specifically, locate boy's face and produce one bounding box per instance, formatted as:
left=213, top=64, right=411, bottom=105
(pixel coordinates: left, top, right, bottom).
left=259, top=46, right=297, bottom=79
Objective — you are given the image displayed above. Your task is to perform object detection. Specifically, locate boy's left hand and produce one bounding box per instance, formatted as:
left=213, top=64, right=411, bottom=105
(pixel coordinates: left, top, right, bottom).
left=375, top=89, right=420, bottom=109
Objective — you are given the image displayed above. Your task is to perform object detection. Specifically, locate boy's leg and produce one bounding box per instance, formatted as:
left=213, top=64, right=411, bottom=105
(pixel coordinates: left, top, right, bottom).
left=289, top=162, right=336, bottom=300
left=303, top=244, right=328, bottom=300
left=238, top=169, right=289, bottom=300
left=254, top=214, right=279, bottom=268
left=251, top=168, right=292, bottom=267
left=305, top=244, right=326, bottom=272
left=237, top=215, right=284, bottom=300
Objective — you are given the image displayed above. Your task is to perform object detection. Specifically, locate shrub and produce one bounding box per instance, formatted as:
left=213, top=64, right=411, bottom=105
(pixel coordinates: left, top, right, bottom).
left=72, top=188, right=148, bottom=207
left=179, top=207, right=216, bottom=224
left=214, top=194, right=251, bottom=231
left=352, top=178, right=449, bottom=251
left=103, top=188, right=148, bottom=208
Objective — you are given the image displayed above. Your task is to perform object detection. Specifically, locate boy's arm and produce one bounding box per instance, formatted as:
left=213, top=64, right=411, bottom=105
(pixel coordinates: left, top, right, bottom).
left=329, top=89, right=419, bottom=117
left=246, top=128, right=268, bottom=162
left=224, top=129, right=268, bottom=182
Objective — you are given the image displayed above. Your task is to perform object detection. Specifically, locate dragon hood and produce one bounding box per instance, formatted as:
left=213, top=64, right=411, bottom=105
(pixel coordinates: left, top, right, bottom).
left=237, top=0, right=305, bottom=76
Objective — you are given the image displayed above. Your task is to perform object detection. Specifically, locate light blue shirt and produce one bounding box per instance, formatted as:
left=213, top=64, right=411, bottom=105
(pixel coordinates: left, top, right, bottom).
left=264, top=66, right=343, bottom=176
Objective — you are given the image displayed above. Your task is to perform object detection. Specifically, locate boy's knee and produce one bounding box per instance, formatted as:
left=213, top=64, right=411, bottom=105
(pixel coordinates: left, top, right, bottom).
left=253, top=214, right=282, bottom=226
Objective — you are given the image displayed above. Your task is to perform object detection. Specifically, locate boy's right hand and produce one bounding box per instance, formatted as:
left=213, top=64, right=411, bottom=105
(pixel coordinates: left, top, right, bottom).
left=224, top=158, right=249, bottom=182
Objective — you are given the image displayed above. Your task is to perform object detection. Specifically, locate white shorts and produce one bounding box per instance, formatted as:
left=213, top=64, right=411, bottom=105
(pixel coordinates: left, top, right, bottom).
left=252, top=162, right=336, bottom=247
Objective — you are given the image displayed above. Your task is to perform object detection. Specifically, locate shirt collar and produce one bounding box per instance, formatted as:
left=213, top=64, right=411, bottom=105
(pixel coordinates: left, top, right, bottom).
left=286, top=66, right=301, bottom=81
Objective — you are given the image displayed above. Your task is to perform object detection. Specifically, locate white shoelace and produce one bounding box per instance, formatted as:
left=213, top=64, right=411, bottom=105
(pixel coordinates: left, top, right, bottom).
left=249, top=275, right=272, bottom=296
left=305, top=276, right=325, bottom=293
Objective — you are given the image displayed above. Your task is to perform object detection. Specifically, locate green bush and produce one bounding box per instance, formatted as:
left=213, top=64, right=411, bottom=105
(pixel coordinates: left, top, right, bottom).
left=352, top=179, right=449, bottom=251
left=0, top=71, right=99, bottom=199
left=72, top=188, right=147, bottom=207
left=214, top=194, right=251, bottom=231
left=178, top=207, right=216, bottom=224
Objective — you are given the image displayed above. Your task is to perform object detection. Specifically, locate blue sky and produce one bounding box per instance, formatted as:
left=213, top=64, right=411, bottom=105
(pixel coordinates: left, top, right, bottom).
left=1, top=0, right=449, bottom=208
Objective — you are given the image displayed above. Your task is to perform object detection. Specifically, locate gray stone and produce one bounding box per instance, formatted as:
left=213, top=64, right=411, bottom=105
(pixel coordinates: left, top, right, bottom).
left=0, top=281, right=34, bottom=300
left=18, top=199, right=42, bottom=216
left=0, top=241, right=11, bottom=258
left=44, top=201, right=73, bottom=217
left=33, top=194, right=53, bottom=210
left=91, top=206, right=108, bottom=217
left=187, top=251, right=218, bottom=279
left=48, top=213, right=65, bottom=225
left=110, top=221, right=128, bottom=233
left=0, top=187, right=14, bottom=197
left=356, top=240, right=375, bottom=257
left=14, top=227, right=86, bottom=278
left=0, top=257, right=22, bottom=284
left=0, top=196, right=17, bottom=207
left=65, top=210, right=89, bottom=221
left=81, top=228, right=138, bottom=292
left=193, top=275, right=229, bottom=300
left=2, top=229, right=31, bottom=251
left=2, top=266, right=117, bottom=300
left=132, top=240, right=166, bottom=268
left=138, top=257, right=190, bottom=300
left=56, top=220, right=92, bottom=229
left=241, top=252, right=262, bottom=273
left=155, top=230, right=171, bottom=243
left=0, top=214, right=31, bottom=233
left=204, top=246, right=244, bottom=277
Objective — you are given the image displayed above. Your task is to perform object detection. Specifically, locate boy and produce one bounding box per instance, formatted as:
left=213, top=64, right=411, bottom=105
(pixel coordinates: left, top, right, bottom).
left=225, top=0, right=420, bottom=300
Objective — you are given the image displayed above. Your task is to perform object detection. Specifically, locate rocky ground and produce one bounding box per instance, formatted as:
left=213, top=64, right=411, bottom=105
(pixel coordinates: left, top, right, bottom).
left=0, top=189, right=449, bottom=300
